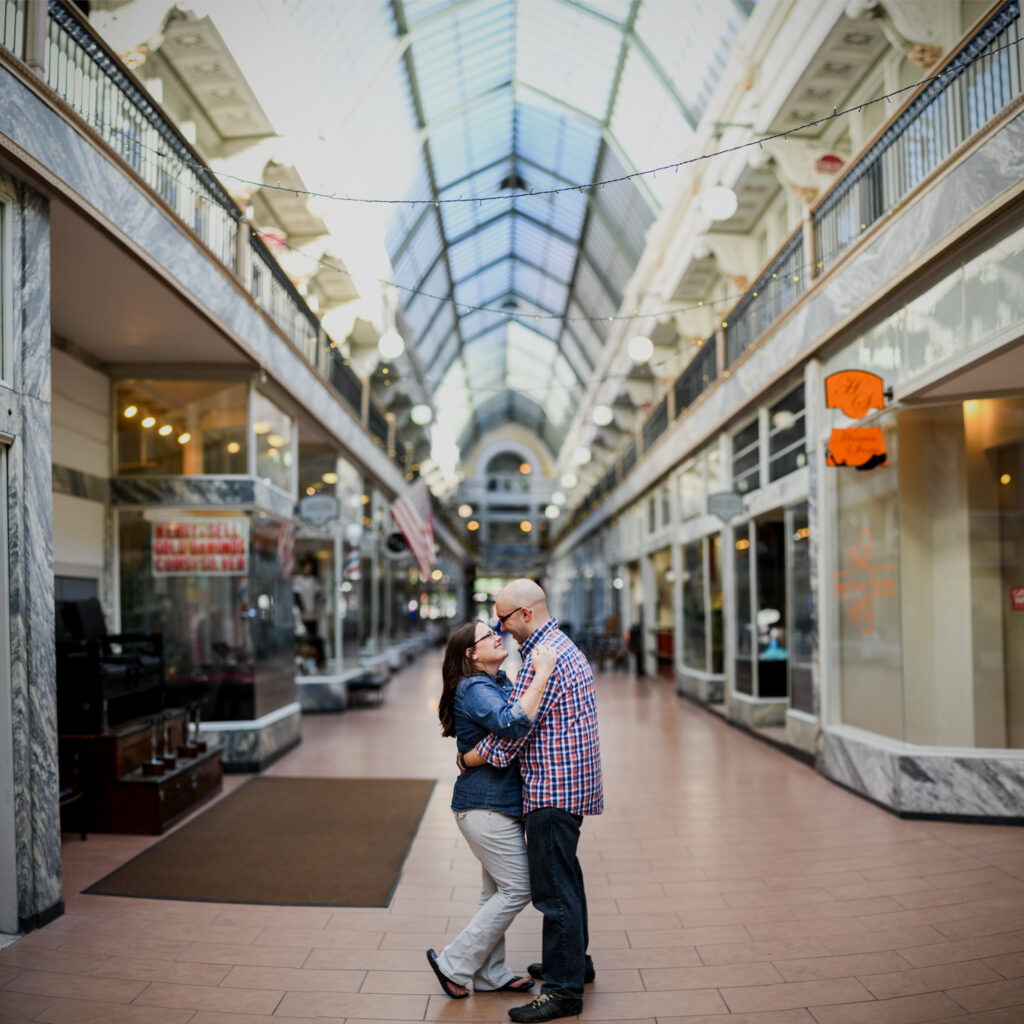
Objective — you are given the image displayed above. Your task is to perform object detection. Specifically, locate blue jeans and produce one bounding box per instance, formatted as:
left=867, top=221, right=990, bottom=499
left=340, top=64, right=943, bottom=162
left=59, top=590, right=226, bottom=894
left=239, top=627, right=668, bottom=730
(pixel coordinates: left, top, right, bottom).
left=525, top=807, right=591, bottom=999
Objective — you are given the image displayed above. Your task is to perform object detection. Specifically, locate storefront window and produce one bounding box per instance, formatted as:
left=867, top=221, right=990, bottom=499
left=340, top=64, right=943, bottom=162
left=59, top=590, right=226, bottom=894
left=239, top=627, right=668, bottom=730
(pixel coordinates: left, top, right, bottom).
left=119, top=508, right=295, bottom=721
left=733, top=420, right=760, bottom=494
left=709, top=535, right=723, bottom=674
left=116, top=381, right=247, bottom=476
left=788, top=503, right=814, bottom=714
left=681, top=540, right=705, bottom=669
left=834, top=411, right=902, bottom=739
left=769, top=385, right=806, bottom=481
left=252, top=391, right=294, bottom=493
left=679, top=461, right=702, bottom=520
left=755, top=512, right=787, bottom=699
left=733, top=524, right=753, bottom=694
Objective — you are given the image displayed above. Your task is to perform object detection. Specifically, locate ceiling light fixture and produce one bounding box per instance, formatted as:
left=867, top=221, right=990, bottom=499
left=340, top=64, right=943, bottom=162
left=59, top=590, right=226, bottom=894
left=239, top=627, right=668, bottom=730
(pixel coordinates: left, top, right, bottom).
left=177, top=432, right=191, bottom=444
left=561, top=472, right=578, bottom=489
left=322, top=472, right=338, bottom=484
left=551, top=490, right=566, bottom=505
left=544, top=504, right=560, bottom=519
left=572, top=446, right=592, bottom=466
left=378, top=330, right=405, bottom=360
left=592, top=404, right=614, bottom=426
left=700, top=184, right=738, bottom=221
left=627, top=335, right=654, bottom=363
left=410, top=404, right=433, bottom=425
left=457, top=503, right=473, bottom=518
left=158, top=424, right=173, bottom=436
left=123, top=405, right=138, bottom=418
left=141, top=416, right=156, bottom=428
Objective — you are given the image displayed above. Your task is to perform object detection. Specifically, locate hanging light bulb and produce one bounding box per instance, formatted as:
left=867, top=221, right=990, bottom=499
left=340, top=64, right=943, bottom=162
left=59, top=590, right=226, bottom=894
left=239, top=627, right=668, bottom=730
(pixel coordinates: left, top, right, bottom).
left=378, top=330, right=405, bottom=360
left=628, top=335, right=654, bottom=363
left=572, top=446, right=592, bottom=466
left=410, top=404, right=432, bottom=425
left=592, top=404, right=614, bottom=426
left=457, top=503, right=473, bottom=518
left=544, top=504, right=560, bottom=519
left=700, top=185, right=738, bottom=221
left=551, top=490, right=566, bottom=505
left=561, top=472, right=578, bottom=489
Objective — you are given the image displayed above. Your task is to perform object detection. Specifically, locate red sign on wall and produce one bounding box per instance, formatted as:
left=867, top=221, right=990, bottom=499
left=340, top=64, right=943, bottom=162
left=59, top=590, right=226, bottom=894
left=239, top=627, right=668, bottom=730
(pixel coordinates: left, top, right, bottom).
left=1011, top=587, right=1024, bottom=611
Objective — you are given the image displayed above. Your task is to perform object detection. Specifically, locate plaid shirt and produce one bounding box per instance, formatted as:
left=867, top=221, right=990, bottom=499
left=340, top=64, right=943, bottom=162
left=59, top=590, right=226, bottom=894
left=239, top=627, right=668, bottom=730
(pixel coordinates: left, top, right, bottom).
left=476, top=618, right=603, bottom=816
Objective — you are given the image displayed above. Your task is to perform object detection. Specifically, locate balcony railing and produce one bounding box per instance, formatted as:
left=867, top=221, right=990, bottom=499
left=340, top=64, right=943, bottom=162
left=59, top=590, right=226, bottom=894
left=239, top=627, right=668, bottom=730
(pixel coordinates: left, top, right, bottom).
left=724, top=229, right=806, bottom=367
left=566, top=0, right=1023, bottom=538
left=2, top=0, right=23, bottom=57
left=1, top=0, right=408, bottom=481
left=816, top=0, right=1022, bottom=275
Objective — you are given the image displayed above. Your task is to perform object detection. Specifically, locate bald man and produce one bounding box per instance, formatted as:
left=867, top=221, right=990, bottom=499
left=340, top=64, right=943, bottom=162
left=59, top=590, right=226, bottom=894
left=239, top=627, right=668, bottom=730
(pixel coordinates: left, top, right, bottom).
left=463, top=579, right=603, bottom=1023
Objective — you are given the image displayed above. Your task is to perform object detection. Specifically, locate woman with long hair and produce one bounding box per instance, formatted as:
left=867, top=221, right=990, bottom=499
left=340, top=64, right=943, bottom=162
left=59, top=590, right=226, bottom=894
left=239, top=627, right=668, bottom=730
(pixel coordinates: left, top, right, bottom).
left=426, top=620, right=557, bottom=999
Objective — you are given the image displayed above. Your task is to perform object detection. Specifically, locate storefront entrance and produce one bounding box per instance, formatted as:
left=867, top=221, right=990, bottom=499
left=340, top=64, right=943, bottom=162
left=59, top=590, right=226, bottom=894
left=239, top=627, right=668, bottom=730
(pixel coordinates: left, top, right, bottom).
left=0, top=444, right=16, bottom=932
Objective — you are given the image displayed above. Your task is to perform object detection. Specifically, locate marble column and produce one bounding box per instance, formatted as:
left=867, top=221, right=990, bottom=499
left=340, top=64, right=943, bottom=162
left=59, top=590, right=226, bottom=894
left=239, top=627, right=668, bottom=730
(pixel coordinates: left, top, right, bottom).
left=5, top=177, right=61, bottom=930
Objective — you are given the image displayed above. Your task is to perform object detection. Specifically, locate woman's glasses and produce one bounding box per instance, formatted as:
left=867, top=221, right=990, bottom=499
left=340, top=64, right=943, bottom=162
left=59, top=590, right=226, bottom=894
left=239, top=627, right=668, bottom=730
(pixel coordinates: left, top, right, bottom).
left=467, top=630, right=499, bottom=648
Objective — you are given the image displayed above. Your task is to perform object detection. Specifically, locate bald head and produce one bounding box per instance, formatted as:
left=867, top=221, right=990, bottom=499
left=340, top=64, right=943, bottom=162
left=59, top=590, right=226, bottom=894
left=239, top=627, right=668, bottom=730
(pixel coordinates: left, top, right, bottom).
left=494, top=578, right=549, bottom=642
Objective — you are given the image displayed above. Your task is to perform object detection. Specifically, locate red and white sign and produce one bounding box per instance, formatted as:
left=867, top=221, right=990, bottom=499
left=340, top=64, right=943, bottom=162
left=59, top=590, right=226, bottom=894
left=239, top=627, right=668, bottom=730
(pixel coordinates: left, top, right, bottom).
left=152, top=519, right=249, bottom=576
left=1011, top=587, right=1024, bottom=612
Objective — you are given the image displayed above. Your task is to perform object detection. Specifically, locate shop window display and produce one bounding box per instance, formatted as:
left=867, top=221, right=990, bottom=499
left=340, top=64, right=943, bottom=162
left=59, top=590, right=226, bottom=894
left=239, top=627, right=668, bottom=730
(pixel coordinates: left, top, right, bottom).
left=116, top=381, right=247, bottom=476
left=252, top=391, right=294, bottom=493
left=119, top=508, right=296, bottom=721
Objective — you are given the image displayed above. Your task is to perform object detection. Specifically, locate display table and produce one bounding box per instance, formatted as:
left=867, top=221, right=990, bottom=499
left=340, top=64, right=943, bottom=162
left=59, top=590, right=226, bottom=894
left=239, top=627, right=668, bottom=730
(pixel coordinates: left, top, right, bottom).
left=59, top=708, right=222, bottom=834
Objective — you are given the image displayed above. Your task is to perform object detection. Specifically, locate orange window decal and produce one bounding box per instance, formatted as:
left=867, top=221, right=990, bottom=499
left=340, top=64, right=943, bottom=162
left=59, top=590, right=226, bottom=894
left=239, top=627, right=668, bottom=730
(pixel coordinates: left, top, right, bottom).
left=833, top=529, right=896, bottom=635
left=826, top=427, right=887, bottom=470
left=825, top=370, right=886, bottom=419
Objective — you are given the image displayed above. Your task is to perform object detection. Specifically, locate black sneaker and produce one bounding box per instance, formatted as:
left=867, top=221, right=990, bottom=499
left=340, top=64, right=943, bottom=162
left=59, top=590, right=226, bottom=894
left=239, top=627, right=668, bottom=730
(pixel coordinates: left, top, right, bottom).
left=508, top=992, right=583, bottom=1023
left=526, top=962, right=595, bottom=984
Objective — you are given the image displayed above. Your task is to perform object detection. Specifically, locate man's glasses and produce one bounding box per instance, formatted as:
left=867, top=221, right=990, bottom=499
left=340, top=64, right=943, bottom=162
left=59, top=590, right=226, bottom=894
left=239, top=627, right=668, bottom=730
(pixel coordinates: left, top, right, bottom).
left=468, top=630, right=499, bottom=648
left=496, top=606, right=525, bottom=625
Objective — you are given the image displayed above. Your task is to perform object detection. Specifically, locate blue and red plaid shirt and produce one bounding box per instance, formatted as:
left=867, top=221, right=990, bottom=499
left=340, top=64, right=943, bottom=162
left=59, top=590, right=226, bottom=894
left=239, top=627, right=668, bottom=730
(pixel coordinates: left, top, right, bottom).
left=476, top=618, right=603, bottom=816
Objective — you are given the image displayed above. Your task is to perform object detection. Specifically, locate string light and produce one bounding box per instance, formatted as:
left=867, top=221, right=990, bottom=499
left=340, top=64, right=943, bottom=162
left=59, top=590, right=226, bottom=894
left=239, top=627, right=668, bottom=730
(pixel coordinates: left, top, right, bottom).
left=87, top=35, right=1020, bottom=210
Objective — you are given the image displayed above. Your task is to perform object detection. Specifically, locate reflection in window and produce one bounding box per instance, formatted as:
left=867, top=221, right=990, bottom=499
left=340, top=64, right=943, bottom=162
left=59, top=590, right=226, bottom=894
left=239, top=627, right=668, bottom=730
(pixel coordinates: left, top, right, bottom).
left=789, top=503, right=814, bottom=714
left=252, top=391, right=294, bottom=493
left=116, top=381, right=247, bottom=476
left=734, top=524, right=753, bottom=694
left=769, top=385, right=807, bottom=481
left=732, top=420, right=760, bottom=494
left=681, top=541, right=705, bottom=669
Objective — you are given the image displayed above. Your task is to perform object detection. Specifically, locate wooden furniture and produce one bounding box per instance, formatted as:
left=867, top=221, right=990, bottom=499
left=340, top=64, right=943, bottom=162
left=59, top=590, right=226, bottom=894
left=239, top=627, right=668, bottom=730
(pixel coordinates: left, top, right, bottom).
left=59, top=708, right=222, bottom=834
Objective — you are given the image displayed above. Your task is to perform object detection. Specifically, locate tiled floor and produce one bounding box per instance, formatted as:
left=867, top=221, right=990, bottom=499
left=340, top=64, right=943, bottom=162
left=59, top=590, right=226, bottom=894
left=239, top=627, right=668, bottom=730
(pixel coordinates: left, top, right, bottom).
left=4, top=654, right=1024, bottom=1023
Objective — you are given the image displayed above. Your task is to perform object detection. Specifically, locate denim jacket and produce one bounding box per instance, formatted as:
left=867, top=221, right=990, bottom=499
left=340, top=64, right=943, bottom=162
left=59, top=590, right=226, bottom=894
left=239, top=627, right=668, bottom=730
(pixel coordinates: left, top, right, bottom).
left=451, top=670, right=533, bottom=816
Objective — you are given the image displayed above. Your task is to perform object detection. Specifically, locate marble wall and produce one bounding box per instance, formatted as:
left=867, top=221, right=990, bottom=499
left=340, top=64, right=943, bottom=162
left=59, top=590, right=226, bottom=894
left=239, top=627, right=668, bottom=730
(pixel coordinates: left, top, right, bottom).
left=3, top=177, right=61, bottom=930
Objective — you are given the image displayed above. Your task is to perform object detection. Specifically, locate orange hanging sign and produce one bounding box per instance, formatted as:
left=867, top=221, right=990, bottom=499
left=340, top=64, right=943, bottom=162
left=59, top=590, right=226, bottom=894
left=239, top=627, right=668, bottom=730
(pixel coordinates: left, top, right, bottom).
left=825, top=370, right=886, bottom=419
left=826, top=427, right=887, bottom=469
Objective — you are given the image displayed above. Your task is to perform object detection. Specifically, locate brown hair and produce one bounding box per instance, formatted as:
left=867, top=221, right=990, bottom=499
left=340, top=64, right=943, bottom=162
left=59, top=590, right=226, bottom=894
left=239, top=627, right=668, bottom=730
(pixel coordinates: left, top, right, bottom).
left=438, top=621, right=485, bottom=738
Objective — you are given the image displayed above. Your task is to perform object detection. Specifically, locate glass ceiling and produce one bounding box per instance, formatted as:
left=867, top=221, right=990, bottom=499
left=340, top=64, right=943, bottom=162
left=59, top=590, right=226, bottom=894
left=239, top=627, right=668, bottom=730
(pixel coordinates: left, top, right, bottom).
left=287, top=0, right=753, bottom=461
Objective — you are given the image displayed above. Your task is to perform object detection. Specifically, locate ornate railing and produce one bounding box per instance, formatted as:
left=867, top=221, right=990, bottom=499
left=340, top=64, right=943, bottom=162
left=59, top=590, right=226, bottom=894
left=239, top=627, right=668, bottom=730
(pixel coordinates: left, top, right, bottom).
left=815, top=0, right=1022, bottom=274
left=0, top=0, right=407, bottom=479
left=724, top=228, right=806, bottom=366
left=641, top=395, right=669, bottom=451
left=673, top=337, right=718, bottom=413
left=2, top=0, right=24, bottom=57
left=44, top=0, right=238, bottom=271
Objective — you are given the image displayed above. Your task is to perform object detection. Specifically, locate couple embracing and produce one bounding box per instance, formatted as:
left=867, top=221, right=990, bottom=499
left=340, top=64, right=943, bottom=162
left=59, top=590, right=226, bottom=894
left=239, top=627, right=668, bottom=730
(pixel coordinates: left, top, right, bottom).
left=426, top=579, right=603, bottom=1023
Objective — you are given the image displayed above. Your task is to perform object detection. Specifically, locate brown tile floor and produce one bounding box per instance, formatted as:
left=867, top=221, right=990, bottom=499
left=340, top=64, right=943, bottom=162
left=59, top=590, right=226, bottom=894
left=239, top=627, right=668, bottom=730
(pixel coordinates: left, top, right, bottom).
left=4, top=654, right=1024, bottom=1023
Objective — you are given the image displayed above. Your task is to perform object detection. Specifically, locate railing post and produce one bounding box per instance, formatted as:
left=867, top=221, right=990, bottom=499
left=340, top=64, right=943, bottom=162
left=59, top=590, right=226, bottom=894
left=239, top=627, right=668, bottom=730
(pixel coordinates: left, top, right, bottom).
left=715, top=323, right=727, bottom=375
left=317, top=327, right=328, bottom=376
left=24, top=0, right=47, bottom=73
left=802, top=203, right=818, bottom=285
left=234, top=219, right=251, bottom=290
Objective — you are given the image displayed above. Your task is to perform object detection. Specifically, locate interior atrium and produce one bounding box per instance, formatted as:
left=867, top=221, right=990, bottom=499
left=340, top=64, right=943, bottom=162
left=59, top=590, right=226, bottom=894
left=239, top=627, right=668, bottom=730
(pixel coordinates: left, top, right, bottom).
left=2, top=0, right=1024, bottom=1015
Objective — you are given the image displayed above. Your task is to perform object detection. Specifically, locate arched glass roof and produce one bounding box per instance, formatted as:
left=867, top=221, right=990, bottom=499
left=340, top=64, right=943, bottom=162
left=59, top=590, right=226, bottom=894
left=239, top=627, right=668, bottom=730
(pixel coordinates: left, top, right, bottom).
left=287, top=0, right=753, bottom=460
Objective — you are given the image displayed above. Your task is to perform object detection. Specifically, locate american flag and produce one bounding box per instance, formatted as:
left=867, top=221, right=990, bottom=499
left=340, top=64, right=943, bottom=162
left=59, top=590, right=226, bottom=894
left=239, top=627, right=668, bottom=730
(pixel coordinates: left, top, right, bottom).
left=389, top=480, right=435, bottom=580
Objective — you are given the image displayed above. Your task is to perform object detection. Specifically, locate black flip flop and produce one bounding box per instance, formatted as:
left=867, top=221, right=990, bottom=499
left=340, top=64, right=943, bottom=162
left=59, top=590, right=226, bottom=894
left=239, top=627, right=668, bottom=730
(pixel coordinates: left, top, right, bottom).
left=426, top=948, right=469, bottom=999
left=497, top=976, right=535, bottom=992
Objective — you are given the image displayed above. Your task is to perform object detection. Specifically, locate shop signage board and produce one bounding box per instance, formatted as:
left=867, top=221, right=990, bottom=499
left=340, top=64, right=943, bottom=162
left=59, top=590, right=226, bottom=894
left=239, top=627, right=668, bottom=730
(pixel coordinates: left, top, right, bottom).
left=1012, top=587, right=1024, bottom=611
left=824, top=370, right=889, bottom=469
left=152, top=518, right=249, bottom=575
left=298, top=494, right=339, bottom=527
left=707, top=491, right=744, bottom=522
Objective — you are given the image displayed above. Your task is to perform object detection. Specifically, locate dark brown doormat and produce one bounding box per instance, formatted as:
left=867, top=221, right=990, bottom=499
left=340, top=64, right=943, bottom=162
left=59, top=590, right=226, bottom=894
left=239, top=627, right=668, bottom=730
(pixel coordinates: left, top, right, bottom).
left=83, top=777, right=436, bottom=906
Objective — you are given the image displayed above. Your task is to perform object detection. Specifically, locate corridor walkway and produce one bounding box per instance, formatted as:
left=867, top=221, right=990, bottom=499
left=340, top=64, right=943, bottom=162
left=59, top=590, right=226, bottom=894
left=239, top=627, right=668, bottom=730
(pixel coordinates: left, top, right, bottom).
left=3, top=655, right=1024, bottom=1023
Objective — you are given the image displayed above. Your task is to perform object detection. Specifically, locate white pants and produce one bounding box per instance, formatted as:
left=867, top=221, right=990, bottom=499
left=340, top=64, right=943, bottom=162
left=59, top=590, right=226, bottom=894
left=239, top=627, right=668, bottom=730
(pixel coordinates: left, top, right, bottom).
left=435, top=809, right=531, bottom=990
